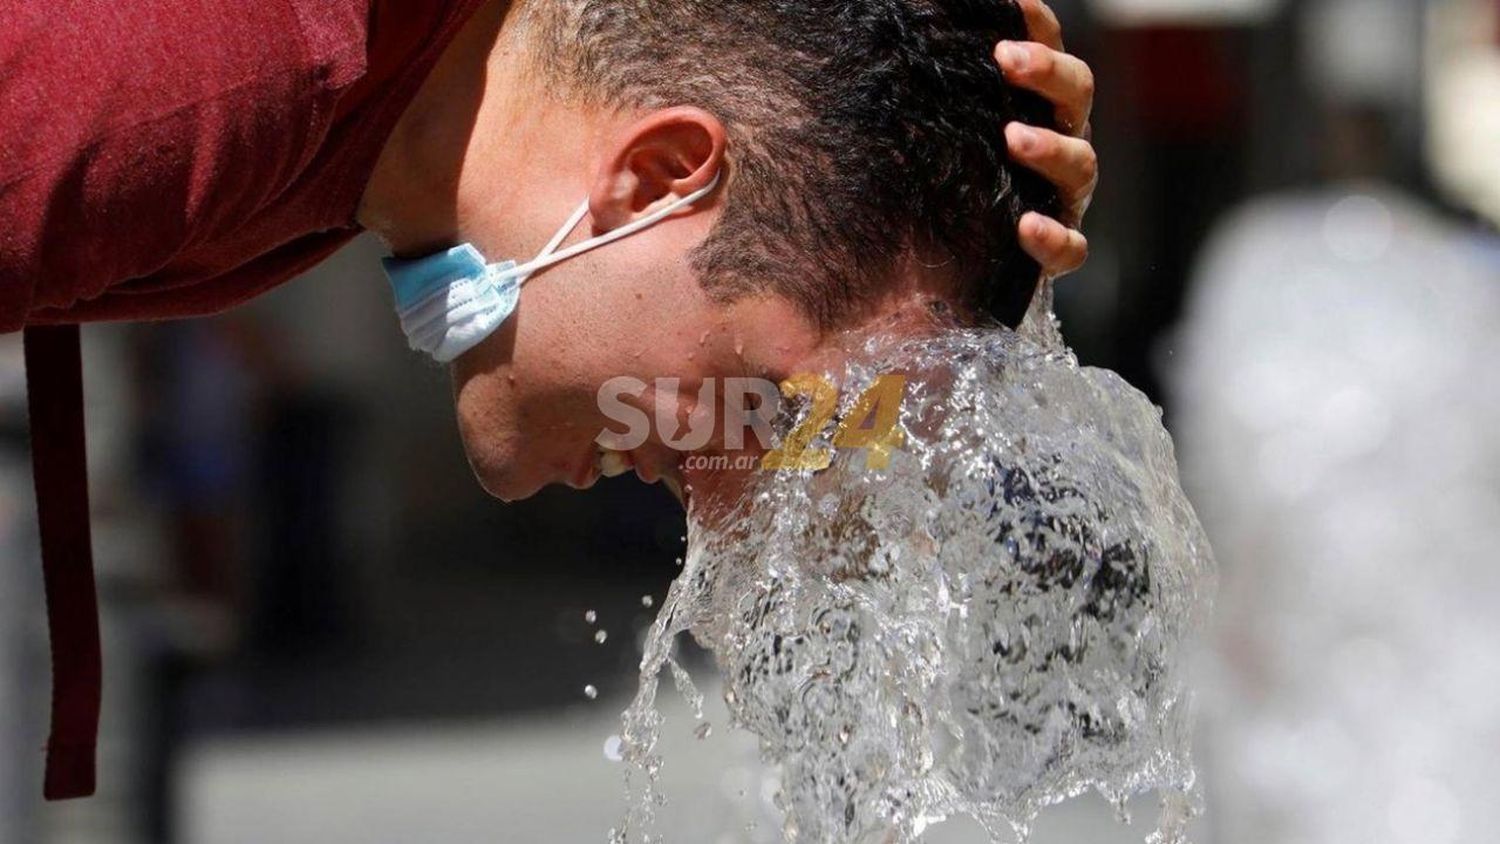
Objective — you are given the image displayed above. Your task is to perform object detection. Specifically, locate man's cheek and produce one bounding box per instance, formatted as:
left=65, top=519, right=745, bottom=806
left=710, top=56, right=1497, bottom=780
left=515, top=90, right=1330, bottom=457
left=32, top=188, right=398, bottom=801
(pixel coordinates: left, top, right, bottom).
left=458, top=424, right=538, bottom=502
left=453, top=383, right=516, bottom=477
left=597, top=376, right=651, bottom=451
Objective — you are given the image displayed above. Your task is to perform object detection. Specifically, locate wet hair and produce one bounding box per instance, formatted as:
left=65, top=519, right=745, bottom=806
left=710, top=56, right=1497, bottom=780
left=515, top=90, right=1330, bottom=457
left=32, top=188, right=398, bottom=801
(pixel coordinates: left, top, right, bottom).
left=525, top=0, right=1060, bottom=329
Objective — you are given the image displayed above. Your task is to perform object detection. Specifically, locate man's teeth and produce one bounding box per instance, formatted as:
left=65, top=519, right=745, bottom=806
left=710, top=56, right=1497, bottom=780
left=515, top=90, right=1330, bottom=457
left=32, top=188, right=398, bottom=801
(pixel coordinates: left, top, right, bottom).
left=599, top=449, right=633, bottom=478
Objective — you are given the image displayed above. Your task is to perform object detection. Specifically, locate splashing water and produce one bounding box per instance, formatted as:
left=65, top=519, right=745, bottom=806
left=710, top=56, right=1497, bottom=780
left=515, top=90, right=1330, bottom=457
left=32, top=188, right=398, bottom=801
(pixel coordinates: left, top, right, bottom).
left=617, top=297, right=1216, bottom=842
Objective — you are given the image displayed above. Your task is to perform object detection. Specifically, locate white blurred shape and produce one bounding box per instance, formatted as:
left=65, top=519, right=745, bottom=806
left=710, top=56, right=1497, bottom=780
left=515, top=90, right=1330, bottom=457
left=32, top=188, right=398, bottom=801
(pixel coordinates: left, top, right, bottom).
left=1088, top=0, right=1282, bottom=25
left=1323, top=195, right=1395, bottom=263
left=1427, top=0, right=1500, bottom=228
left=1388, top=778, right=1462, bottom=844
left=1172, top=185, right=1500, bottom=844
left=1302, top=0, right=1423, bottom=109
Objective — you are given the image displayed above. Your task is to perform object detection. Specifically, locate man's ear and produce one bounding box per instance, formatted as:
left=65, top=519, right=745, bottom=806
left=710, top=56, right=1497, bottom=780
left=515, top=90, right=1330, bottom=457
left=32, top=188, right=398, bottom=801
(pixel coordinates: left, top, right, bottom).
left=590, top=106, right=727, bottom=233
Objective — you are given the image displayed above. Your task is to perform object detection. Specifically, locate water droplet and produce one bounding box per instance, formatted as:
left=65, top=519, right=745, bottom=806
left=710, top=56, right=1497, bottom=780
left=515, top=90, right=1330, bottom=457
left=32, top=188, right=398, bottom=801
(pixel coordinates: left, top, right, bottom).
left=641, top=595, right=655, bottom=608
left=584, top=610, right=597, bottom=624
left=694, top=722, right=712, bottom=740
left=674, top=557, right=684, bottom=567
left=603, top=734, right=624, bottom=762
left=583, top=684, right=598, bottom=700
left=595, top=629, right=609, bottom=644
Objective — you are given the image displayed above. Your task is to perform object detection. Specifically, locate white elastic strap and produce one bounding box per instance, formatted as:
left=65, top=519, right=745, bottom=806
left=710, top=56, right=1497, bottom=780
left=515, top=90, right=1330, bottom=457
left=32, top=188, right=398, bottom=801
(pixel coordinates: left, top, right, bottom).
left=538, top=202, right=592, bottom=261
left=505, top=173, right=723, bottom=286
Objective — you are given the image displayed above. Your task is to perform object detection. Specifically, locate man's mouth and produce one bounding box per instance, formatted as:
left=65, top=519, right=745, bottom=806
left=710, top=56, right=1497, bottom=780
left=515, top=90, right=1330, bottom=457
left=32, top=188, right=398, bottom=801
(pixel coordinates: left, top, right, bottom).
left=581, top=444, right=672, bottom=491
left=571, top=444, right=637, bottom=490
left=599, top=447, right=634, bottom=479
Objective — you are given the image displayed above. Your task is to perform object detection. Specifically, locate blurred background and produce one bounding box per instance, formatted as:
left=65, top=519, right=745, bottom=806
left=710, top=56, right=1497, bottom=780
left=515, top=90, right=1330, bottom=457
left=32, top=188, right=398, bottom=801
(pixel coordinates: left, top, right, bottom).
left=2, top=0, right=1497, bottom=841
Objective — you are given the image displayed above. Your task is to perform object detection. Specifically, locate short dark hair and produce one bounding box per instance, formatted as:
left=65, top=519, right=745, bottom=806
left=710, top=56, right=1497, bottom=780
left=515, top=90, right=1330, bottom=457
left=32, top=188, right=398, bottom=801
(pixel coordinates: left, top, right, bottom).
left=527, top=0, right=1060, bottom=329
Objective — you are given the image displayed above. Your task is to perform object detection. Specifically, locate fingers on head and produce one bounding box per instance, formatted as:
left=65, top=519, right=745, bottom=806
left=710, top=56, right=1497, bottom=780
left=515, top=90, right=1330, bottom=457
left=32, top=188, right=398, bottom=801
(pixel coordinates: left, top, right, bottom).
left=1021, top=212, right=1089, bottom=276
left=1006, top=125, right=1099, bottom=202
left=996, top=42, right=1095, bottom=134
left=1017, top=0, right=1063, bottom=50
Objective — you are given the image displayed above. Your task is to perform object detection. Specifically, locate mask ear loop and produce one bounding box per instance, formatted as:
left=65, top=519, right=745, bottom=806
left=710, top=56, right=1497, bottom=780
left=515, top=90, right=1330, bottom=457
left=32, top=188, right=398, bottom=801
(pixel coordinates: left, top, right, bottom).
left=502, top=172, right=723, bottom=287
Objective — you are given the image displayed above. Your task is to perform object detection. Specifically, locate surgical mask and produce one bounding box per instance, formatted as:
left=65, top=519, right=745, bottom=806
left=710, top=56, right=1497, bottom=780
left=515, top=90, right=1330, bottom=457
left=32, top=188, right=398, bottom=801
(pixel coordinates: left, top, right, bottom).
left=382, top=174, right=722, bottom=364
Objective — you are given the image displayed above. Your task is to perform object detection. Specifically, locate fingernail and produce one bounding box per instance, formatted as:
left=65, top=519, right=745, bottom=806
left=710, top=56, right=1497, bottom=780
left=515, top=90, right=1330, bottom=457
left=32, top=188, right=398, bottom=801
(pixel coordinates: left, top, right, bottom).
left=1007, top=123, right=1037, bottom=154
left=999, top=42, right=1029, bottom=72
left=1021, top=215, right=1045, bottom=241
left=1032, top=216, right=1059, bottom=242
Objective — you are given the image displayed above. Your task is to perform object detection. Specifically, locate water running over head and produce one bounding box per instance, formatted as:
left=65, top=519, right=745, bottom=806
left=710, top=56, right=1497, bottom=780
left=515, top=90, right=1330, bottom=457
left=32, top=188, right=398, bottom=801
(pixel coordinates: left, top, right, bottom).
left=616, top=291, right=1217, bottom=843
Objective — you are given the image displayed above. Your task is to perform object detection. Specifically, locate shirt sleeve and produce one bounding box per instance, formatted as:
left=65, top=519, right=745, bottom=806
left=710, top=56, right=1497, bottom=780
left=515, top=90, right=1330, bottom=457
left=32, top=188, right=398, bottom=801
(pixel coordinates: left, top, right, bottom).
left=0, top=0, right=361, bottom=332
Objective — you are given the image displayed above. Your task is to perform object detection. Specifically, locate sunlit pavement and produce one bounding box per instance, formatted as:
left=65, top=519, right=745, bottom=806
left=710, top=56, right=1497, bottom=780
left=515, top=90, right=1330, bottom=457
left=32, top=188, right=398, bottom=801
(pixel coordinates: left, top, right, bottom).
left=179, top=677, right=1209, bottom=844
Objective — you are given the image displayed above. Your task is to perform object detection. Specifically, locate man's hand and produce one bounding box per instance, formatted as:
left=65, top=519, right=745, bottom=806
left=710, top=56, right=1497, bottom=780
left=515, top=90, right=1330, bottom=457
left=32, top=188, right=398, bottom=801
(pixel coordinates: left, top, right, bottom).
left=998, top=0, right=1097, bottom=279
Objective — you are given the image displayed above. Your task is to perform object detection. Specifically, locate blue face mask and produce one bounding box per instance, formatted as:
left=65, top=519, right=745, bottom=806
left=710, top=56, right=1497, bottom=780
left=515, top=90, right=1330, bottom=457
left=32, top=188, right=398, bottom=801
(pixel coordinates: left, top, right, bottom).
left=382, top=174, right=722, bottom=364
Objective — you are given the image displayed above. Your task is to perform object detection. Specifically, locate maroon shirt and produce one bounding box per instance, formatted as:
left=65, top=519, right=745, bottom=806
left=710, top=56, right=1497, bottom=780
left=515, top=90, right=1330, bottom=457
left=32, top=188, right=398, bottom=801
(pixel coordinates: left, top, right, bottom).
left=2, top=0, right=484, bottom=328
left=1, top=0, right=485, bottom=802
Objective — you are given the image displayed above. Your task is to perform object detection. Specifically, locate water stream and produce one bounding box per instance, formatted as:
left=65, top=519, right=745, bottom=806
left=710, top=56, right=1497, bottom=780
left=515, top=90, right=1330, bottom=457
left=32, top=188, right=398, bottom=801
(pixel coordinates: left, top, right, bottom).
left=615, top=298, right=1216, bottom=842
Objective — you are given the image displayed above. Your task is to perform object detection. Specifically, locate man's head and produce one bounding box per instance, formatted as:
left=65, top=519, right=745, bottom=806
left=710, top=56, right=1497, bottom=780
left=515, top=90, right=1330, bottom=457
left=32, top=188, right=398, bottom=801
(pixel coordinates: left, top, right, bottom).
left=526, top=0, right=1059, bottom=329
left=382, top=0, right=1058, bottom=501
